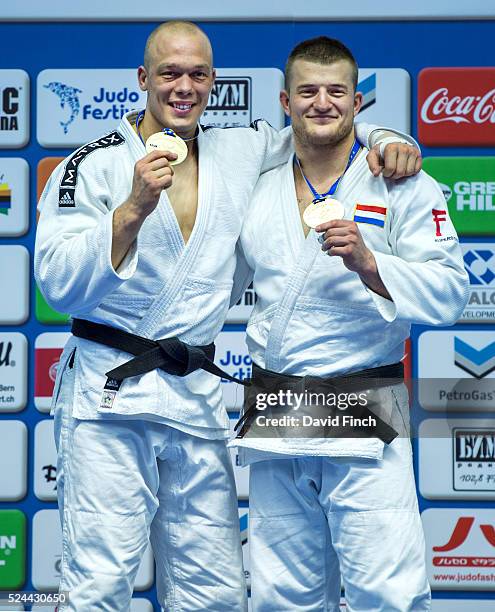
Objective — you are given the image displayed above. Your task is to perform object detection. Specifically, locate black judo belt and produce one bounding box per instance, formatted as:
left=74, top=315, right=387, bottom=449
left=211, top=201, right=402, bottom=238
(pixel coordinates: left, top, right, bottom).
left=234, top=362, right=404, bottom=444
left=71, top=318, right=249, bottom=386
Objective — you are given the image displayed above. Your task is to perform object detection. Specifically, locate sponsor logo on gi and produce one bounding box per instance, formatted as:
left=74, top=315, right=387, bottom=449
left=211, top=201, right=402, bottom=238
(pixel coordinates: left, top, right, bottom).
left=37, top=69, right=146, bottom=146
left=461, top=244, right=495, bottom=322
left=453, top=428, right=495, bottom=492
left=423, top=157, right=495, bottom=235
left=0, top=70, right=29, bottom=148
left=418, top=68, right=495, bottom=146
left=203, top=76, right=252, bottom=126
left=423, top=508, right=495, bottom=590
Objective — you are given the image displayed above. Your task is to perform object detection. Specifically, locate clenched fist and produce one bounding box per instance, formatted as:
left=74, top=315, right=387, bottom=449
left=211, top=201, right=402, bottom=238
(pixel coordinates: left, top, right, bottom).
left=127, top=149, right=177, bottom=219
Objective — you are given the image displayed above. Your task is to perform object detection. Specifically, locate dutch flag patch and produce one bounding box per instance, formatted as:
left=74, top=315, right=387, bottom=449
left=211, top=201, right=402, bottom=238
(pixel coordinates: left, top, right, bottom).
left=353, top=203, right=387, bottom=228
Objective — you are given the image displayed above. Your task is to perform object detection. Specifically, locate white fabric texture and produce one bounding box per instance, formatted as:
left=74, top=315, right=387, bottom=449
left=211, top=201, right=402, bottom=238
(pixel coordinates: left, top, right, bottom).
left=233, top=148, right=468, bottom=460
left=249, top=436, right=431, bottom=612
left=35, top=113, right=388, bottom=432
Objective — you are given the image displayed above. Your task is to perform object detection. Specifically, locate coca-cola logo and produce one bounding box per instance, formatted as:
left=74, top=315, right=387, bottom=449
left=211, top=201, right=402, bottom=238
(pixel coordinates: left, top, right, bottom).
left=421, top=87, right=495, bottom=125
left=418, top=68, right=495, bottom=146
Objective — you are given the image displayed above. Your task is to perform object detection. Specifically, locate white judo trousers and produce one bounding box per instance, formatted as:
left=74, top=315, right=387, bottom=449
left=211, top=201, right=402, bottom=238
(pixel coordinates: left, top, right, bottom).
left=249, top=438, right=429, bottom=612
left=53, top=357, right=245, bottom=612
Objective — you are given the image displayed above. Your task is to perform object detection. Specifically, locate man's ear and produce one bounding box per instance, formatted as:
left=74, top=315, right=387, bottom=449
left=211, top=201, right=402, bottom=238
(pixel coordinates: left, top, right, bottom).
left=353, top=91, right=363, bottom=117
left=137, top=66, right=148, bottom=92
left=280, top=89, right=291, bottom=118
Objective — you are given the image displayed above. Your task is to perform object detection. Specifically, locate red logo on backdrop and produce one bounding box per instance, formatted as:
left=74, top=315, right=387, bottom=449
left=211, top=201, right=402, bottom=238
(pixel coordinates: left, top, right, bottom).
left=418, top=68, right=495, bottom=146
left=35, top=347, right=63, bottom=398
left=432, top=517, right=495, bottom=567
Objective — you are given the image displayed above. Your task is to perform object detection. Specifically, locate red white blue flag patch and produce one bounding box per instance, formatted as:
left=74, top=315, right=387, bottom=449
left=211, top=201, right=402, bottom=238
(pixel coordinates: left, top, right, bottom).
left=353, top=204, right=387, bottom=227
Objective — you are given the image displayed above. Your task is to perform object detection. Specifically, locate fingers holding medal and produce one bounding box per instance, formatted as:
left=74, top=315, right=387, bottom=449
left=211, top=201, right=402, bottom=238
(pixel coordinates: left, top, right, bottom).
left=316, top=219, right=375, bottom=275
left=130, top=149, right=176, bottom=216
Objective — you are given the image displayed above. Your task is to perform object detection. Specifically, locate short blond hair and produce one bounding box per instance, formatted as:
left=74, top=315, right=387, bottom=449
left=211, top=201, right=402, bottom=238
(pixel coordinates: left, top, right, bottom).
left=143, top=21, right=213, bottom=71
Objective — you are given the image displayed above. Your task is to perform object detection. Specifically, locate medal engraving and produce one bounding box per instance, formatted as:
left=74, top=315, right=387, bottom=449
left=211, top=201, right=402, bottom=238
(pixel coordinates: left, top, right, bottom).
left=145, top=132, right=188, bottom=165
left=303, top=197, right=345, bottom=228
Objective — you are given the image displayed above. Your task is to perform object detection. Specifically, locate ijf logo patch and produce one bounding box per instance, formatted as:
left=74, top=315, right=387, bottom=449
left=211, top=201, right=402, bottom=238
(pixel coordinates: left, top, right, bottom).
left=353, top=203, right=387, bottom=227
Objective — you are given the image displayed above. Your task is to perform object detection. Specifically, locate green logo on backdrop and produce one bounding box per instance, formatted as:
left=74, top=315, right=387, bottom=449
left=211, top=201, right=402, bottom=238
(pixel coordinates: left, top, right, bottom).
left=0, top=510, right=26, bottom=589
left=423, top=157, right=495, bottom=236
left=35, top=284, right=70, bottom=324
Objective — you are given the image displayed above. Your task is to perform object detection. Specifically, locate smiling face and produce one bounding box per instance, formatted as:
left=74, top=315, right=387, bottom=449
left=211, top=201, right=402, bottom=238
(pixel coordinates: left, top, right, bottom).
left=138, top=27, right=215, bottom=139
left=280, top=58, right=362, bottom=149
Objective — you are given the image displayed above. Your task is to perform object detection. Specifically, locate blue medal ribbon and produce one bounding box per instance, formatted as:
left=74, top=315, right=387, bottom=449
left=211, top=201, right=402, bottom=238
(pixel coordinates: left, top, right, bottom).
left=296, top=139, right=361, bottom=204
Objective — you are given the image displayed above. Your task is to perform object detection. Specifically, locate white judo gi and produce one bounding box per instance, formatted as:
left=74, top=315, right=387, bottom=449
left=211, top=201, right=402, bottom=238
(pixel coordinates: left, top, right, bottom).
left=35, top=111, right=408, bottom=611
left=232, top=149, right=469, bottom=611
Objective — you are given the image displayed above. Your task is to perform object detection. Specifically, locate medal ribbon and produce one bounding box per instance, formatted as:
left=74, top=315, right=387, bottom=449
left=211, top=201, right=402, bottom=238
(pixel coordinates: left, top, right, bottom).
left=296, top=139, right=361, bottom=204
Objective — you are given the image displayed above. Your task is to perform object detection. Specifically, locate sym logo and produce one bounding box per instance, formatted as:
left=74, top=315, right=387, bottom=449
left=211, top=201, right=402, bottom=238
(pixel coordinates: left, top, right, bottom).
left=204, top=76, right=252, bottom=126
left=455, top=430, right=495, bottom=462
left=0, top=341, right=13, bottom=367
left=44, top=82, right=82, bottom=134
left=207, top=77, right=250, bottom=112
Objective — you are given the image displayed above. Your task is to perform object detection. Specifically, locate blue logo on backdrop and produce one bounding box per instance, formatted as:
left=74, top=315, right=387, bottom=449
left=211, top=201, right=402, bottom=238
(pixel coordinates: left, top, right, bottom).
left=45, top=82, right=141, bottom=133
left=454, top=337, right=495, bottom=378
left=44, top=82, right=82, bottom=134
left=357, top=73, right=376, bottom=113
left=463, top=249, right=495, bottom=286
left=239, top=512, right=248, bottom=546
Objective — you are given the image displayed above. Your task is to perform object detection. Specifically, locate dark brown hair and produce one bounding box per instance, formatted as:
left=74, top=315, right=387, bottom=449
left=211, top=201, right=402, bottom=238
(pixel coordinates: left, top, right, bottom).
left=285, top=36, right=358, bottom=91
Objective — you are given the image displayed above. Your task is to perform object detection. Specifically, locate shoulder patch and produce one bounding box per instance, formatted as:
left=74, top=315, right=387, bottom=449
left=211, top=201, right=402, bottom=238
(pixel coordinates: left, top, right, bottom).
left=59, top=131, right=125, bottom=207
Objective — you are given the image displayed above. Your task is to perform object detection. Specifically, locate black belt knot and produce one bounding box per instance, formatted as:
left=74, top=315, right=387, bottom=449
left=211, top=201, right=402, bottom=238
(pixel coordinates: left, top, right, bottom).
left=71, top=318, right=248, bottom=386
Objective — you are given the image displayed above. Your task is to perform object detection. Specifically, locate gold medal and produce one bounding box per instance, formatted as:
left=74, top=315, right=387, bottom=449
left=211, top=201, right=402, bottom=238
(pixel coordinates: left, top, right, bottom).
left=303, top=197, right=345, bottom=229
left=145, top=131, right=188, bottom=165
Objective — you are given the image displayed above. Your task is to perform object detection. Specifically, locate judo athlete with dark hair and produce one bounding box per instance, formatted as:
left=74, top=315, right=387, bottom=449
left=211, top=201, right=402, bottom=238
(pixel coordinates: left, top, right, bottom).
left=35, top=21, right=423, bottom=612
left=232, top=37, right=469, bottom=611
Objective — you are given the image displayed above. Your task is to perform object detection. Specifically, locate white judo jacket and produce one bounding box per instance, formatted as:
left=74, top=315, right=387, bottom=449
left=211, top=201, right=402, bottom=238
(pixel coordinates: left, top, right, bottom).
left=234, top=147, right=469, bottom=457
left=35, top=112, right=406, bottom=434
